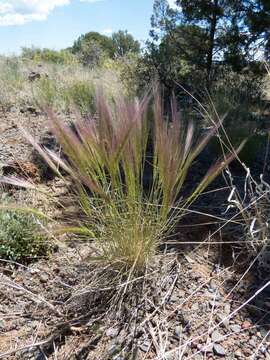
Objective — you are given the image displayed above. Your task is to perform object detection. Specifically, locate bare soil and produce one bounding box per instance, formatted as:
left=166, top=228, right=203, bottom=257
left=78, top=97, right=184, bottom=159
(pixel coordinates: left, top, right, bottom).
left=0, top=109, right=269, bottom=359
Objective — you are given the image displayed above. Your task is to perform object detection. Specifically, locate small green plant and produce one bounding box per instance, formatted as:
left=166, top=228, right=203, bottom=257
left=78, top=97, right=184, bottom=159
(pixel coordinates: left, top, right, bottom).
left=0, top=209, right=49, bottom=262
left=63, top=81, right=95, bottom=115
left=34, top=76, right=59, bottom=109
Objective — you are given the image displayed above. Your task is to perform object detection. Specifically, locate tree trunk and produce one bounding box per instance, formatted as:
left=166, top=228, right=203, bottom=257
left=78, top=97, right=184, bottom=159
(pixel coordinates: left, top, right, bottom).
left=206, top=0, right=219, bottom=89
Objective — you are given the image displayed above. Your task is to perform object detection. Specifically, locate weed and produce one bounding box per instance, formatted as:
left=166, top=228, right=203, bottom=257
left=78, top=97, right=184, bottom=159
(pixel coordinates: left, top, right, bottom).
left=0, top=208, right=50, bottom=262
left=17, top=88, right=240, bottom=274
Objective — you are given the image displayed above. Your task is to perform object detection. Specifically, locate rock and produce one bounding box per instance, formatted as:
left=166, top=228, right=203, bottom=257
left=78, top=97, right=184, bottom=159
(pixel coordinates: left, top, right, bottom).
left=174, top=326, right=182, bottom=338
left=107, top=342, right=121, bottom=356
left=242, top=320, right=251, bottom=329
left=28, top=71, right=41, bottom=82
left=170, top=294, right=179, bottom=303
left=178, top=290, right=186, bottom=298
left=216, top=313, right=230, bottom=328
left=191, top=303, right=199, bottom=311
left=259, top=327, right=269, bottom=338
left=230, top=324, right=241, bottom=333
left=211, top=330, right=223, bottom=343
left=203, top=343, right=213, bottom=353
left=39, top=273, right=49, bottom=283
left=213, top=344, right=226, bottom=356
left=249, top=338, right=256, bottom=347
left=139, top=341, right=151, bottom=352
left=234, top=349, right=243, bottom=358
left=224, top=304, right=231, bottom=315
left=209, top=279, right=218, bottom=291
left=106, top=327, right=119, bottom=338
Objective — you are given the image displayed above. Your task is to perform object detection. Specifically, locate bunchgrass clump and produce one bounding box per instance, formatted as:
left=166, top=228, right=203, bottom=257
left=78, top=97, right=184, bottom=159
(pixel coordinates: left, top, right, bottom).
left=0, top=209, right=50, bottom=262
left=9, top=89, right=238, bottom=274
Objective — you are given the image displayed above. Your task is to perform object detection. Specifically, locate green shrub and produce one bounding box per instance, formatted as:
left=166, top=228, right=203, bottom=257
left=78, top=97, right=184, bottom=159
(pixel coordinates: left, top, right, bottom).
left=0, top=57, right=26, bottom=108
left=0, top=210, right=50, bottom=262
left=21, top=47, right=77, bottom=65
left=208, top=68, right=264, bottom=127
left=63, top=81, right=95, bottom=115
left=34, top=76, right=59, bottom=109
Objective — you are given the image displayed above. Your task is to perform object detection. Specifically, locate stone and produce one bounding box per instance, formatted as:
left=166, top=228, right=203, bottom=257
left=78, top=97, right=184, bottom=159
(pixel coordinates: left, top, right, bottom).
left=191, top=303, right=199, bottom=311
left=139, top=341, right=151, bottom=352
left=235, top=349, right=243, bottom=358
left=230, top=324, right=241, bottom=333
left=209, top=279, right=218, bottom=291
left=211, top=330, right=224, bottom=343
left=107, top=343, right=121, bottom=356
left=106, top=327, right=119, bottom=338
left=242, top=320, right=251, bottom=329
left=174, top=326, right=182, bottom=338
left=178, top=290, right=186, bottom=298
left=39, top=273, right=49, bottom=283
left=28, top=71, right=41, bottom=82
left=224, top=304, right=231, bottom=315
left=213, top=344, right=226, bottom=356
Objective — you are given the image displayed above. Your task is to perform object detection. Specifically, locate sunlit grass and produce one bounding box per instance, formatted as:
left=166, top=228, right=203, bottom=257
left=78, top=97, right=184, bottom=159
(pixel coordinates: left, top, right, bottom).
left=1, top=88, right=239, bottom=274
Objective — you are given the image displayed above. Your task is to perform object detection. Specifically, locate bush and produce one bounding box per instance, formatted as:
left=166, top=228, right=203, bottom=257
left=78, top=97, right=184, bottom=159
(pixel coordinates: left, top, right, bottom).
left=227, top=167, right=270, bottom=254
left=0, top=210, right=50, bottom=262
left=0, top=57, right=26, bottom=108
left=208, top=68, right=265, bottom=127
left=21, top=47, right=77, bottom=65
left=22, top=89, right=238, bottom=274
left=62, top=81, right=95, bottom=115
left=34, top=76, right=59, bottom=109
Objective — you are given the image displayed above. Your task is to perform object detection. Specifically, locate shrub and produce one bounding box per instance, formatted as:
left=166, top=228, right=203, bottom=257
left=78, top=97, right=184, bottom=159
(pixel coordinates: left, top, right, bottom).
left=20, top=89, right=239, bottom=274
left=208, top=68, right=265, bottom=127
left=34, top=76, right=59, bottom=109
left=62, top=81, right=95, bottom=115
left=0, top=209, right=49, bottom=262
left=0, top=57, right=26, bottom=109
left=21, top=47, right=77, bottom=65
left=226, top=167, right=270, bottom=254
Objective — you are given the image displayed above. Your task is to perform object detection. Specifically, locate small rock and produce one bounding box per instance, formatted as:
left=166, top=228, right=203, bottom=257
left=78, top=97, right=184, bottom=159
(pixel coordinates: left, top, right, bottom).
left=203, top=343, right=213, bottom=353
left=175, top=326, right=182, bottom=338
left=106, top=327, right=119, bottom=338
left=209, top=300, right=219, bottom=307
left=230, top=324, right=241, bottom=333
left=178, top=290, right=186, bottom=298
left=139, top=341, right=151, bottom=353
left=170, top=294, right=179, bottom=303
left=216, top=313, right=230, bottom=328
left=191, top=303, right=199, bottom=311
left=211, top=330, right=223, bottom=343
left=224, top=304, right=231, bottom=315
left=259, top=345, right=267, bottom=354
left=213, top=344, right=226, bottom=356
left=39, top=273, right=49, bottom=283
left=209, top=279, right=218, bottom=291
left=249, top=338, right=256, bottom=347
left=107, top=343, right=120, bottom=356
left=259, top=327, right=269, bottom=338
left=242, top=320, right=251, bottom=329
left=0, top=320, right=5, bottom=329
left=235, top=349, right=242, bottom=358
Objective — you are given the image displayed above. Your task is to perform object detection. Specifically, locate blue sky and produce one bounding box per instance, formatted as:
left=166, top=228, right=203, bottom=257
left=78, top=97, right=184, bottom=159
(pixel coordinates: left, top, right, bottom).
left=0, top=0, right=169, bottom=55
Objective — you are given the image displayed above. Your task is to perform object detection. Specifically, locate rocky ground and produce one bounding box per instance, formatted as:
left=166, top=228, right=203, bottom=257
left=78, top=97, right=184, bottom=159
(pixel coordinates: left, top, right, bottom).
left=0, top=108, right=269, bottom=359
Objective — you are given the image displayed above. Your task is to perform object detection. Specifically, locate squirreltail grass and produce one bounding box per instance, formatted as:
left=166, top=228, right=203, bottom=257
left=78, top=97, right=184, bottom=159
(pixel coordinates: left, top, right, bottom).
left=2, top=88, right=242, bottom=274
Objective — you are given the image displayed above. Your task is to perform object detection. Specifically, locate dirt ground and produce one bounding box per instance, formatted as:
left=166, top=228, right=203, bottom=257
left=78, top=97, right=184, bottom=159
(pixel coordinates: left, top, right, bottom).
left=0, top=108, right=269, bottom=359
